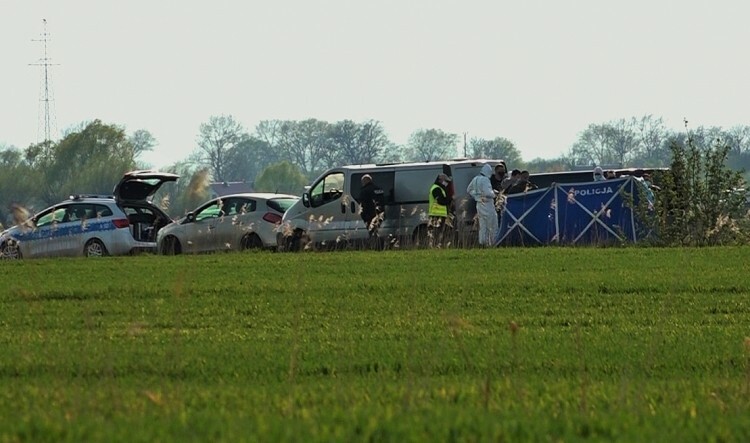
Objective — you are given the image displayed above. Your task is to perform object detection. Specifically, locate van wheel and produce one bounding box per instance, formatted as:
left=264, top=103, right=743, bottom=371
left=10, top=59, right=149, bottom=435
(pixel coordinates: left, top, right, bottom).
left=284, top=230, right=306, bottom=252
left=241, top=233, right=263, bottom=250
left=1, top=241, right=21, bottom=259
left=160, top=236, right=181, bottom=255
left=84, top=239, right=108, bottom=257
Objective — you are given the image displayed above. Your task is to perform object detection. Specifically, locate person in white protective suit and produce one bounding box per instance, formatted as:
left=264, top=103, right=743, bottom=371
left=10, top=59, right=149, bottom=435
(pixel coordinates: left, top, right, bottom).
left=467, top=163, right=498, bottom=246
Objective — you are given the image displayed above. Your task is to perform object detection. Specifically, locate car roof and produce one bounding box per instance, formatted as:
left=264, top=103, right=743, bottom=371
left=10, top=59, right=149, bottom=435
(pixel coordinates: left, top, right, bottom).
left=216, top=192, right=299, bottom=200
left=63, top=195, right=117, bottom=204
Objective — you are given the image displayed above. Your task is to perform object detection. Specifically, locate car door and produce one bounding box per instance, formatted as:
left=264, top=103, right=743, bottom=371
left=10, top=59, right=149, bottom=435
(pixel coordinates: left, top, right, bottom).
left=225, top=197, right=257, bottom=249
left=183, top=199, right=223, bottom=253
left=305, top=172, right=348, bottom=244
left=209, top=197, right=252, bottom=251
left=24, top=206, right=67, bottom=257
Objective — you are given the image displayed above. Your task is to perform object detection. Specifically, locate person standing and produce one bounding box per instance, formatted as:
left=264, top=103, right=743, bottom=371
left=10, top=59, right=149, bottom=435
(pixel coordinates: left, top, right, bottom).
left=490, top=163, right=507, bottom=193
left=467, top=164, right=498, bottom=246
left=593, top=167, right=606, bottom=182
left=359, top=174, right=385, bottom=246
left=428, top=173, right=452, bottom=247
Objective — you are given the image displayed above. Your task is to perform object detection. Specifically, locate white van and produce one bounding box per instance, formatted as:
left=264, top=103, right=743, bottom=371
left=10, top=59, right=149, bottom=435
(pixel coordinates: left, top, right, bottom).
left=277, top=159, right=502, bottom=250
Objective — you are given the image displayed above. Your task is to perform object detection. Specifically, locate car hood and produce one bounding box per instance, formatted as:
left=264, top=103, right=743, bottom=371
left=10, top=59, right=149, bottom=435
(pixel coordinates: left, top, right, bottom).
left=113, top=170, right=179, bottom=202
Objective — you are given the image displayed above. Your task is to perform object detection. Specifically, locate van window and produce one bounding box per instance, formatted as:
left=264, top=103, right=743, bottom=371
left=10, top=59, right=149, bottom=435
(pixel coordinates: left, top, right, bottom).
left=351, top=172, right=395, bottom=204
left=310, top=172, right=344, bottom=208
left=393, top=168, right=445, bottom=204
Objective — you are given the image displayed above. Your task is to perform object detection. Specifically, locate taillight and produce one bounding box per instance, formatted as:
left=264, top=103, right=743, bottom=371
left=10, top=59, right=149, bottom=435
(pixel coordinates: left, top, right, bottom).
left=112, top=218, right=130, bottom=229
left=262, top=212, right=282, bottom=224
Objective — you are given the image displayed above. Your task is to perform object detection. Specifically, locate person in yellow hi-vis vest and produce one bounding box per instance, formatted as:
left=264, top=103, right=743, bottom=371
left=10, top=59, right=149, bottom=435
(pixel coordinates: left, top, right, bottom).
left=428, top=173, right=452, bottom=247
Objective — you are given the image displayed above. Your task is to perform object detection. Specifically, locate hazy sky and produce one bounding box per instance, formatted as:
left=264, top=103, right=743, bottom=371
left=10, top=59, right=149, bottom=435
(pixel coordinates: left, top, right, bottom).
left=2, top=0, right=749, bottom=168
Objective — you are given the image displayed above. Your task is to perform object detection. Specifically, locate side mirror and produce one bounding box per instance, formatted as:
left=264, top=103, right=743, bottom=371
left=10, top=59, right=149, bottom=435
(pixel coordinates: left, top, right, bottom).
left=302, top=193, right=310, bottom=208
left=185, top=212, right=195, bottom=223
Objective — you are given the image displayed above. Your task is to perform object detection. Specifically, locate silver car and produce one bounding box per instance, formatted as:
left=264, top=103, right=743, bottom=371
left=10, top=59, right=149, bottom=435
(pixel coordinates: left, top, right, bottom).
left=0, top=170, right=178, bottom=259
left=156, top=193, right=298, bottom=254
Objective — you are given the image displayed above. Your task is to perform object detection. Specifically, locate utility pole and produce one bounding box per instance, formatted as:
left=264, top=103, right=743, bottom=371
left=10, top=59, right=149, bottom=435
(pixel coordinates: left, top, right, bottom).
left=462, top=132, right=466, bottom=158
left=30, top=19, right=59, bottom=145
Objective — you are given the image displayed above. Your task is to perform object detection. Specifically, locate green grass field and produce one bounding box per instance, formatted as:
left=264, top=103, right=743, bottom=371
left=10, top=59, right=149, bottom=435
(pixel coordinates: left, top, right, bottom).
left=1, top=247, right=750, bottom=442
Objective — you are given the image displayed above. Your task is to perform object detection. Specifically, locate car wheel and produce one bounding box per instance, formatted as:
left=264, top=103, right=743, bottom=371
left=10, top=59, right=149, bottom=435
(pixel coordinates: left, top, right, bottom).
left=84, top=239, right=108, bottom=257
left=0, top=241, right=21, bottom=260
left=160, top=236, right=181, bottom=255
left=240, top=233, right=263, bottom=251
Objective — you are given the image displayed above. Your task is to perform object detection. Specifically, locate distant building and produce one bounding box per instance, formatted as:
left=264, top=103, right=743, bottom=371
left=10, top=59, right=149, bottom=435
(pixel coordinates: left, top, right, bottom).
left=209, top=181, right=254, bottom=199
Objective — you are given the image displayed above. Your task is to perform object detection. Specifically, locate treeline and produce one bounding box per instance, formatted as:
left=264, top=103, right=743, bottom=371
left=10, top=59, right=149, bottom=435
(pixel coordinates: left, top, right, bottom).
left=182, top=116, right=524, bottom=183
left=1, top=114, right=749, bottom=226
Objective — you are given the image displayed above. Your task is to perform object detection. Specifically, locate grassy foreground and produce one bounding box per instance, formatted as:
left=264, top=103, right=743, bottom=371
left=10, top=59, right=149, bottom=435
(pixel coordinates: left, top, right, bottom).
left=1, top=247, right=750, bottom=442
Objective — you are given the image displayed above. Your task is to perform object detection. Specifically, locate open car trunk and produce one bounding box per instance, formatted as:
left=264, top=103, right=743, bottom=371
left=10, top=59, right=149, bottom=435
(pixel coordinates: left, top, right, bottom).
left=121, top=204, right=172, bottom=243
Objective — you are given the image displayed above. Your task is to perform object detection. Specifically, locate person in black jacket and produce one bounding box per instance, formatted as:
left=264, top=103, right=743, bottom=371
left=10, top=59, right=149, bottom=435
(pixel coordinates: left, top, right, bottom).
left=359, top=174, right=385, bottom=241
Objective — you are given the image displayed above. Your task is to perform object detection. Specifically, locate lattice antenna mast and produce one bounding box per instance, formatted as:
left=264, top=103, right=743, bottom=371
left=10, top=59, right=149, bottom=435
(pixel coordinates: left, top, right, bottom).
left=30, top=18, right=59, bottom=144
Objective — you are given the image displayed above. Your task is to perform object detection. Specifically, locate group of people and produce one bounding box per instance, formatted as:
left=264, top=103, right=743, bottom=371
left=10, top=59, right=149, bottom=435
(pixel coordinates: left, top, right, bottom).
left=489, top=162, right=538, bottom=195
left=467, top=161, right=537, bottom=246
left=593, top=166, right=659, bottom=204
left=358, top=163, right=661, bottom=250
left=358, top=161, right=528, bottom=249
left=592, top=167, right=618, bottom=181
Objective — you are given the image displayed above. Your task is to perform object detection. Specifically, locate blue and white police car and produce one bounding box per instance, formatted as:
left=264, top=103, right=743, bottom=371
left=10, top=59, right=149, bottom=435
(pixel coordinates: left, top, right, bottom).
left=0, top=171, right=178, bottom=259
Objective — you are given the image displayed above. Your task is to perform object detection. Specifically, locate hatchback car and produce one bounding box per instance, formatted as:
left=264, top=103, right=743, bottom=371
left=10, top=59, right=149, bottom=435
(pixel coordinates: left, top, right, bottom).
left=156, top=193, right=298, bottom=254
left=0, top=170, right=178, bottom=259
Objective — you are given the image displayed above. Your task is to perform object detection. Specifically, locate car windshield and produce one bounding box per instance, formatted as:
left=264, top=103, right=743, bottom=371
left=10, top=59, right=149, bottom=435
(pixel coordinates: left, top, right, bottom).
left=267, top=198, right=298, bottom=213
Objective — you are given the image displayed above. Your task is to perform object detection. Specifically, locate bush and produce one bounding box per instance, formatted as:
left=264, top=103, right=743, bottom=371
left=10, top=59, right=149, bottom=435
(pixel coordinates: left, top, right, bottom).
left=642, top=124, right=749, bottom=245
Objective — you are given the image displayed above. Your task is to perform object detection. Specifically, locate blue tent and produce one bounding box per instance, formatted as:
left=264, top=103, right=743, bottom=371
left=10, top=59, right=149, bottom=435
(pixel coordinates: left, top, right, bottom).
left=496, top=177, right=638, bottom=246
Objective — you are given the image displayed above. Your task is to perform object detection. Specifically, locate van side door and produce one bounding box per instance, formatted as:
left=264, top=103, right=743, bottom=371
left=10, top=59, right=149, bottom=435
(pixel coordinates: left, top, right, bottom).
left=347, top=171, right=395, bottom=240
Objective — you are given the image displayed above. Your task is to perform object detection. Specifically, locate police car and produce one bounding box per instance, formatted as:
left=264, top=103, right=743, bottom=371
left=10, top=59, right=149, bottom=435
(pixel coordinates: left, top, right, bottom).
left=0, top=171, right=178, bottom=259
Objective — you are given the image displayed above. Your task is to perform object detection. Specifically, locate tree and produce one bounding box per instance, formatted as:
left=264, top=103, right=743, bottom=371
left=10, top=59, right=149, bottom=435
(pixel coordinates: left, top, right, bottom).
left=631, top=115, right=670, bottom=167
left=524, top=157, right=572, bottom=173
left=378, top=142, right=405, bottom=163
left=0, top=146, right=40, bottom=226
left=254, top=161, right=308, bottom=195
left=276, top=119, right=330, bottom=177
left=326, top=120, right=390, bottom=165
left=467, top=137, right=523, bottom=167
left=709, top=125, right=750, bottom=174
left=404, top=129, right=458, bottom=162
left=646, top=123, right=747, bottom=246
left=129, top=129, right=157, bottom=158
left=570, top=119, right=638, bottom=167
left=255, top=120, right=284, bottom=149
left=28, top=119, right=137, bottom=205
left=196, top=115, right=247, bottom=182
left=223, top=137, right=277, bottom=183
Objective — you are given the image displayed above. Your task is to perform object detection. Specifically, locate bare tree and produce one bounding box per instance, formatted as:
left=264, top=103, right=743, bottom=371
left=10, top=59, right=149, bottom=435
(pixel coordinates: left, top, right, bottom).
left=326, top=120, right=390, bottom=165
left=196, top=115, right=247, bottom=182
left=570, top=120, right=638, bottom=167
left=724, top=125, right=750, bottom=156
left=276, top=119, right=330, bottom=177
left=129, top=129, right=157, bottom=158
left=632, top=115, right=669, bottom=166
left=405, top=129, right=458, bottom=162
left=255, top=120, right=283, bottom=150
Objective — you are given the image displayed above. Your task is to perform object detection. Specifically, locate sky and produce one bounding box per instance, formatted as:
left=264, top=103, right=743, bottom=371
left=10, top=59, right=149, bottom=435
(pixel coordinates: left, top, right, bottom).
left=2, top=0, right=749, bottom=169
